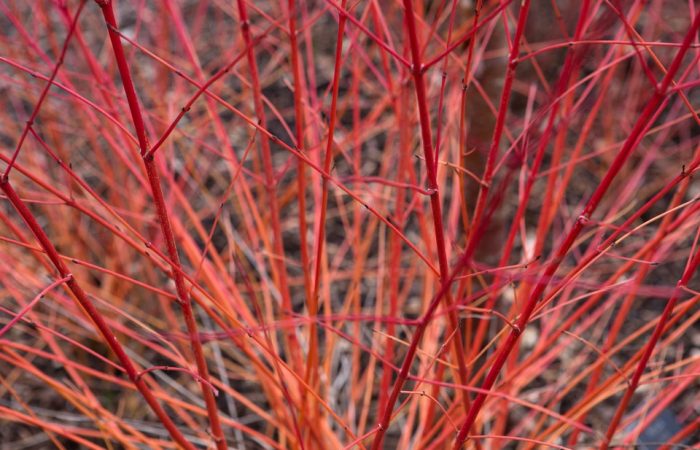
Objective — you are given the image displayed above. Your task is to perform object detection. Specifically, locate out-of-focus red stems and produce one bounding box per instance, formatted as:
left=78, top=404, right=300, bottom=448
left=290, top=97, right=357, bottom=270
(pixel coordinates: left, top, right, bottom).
left=0, top=275, right=72, bottom=339
left=142, top=25, right=273, bottom=161
left=422, top=0, right=515, bottom=70
left=324, top=0, right=411, bottom=69
left=3, top=0, right=86, bottom=181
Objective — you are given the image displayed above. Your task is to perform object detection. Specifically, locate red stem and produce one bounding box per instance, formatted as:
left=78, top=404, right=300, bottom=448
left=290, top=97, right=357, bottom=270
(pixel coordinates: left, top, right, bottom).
left=307, top=0, right=348, bottom=421
left=233, top=0, right=305, bottom=446
left=371, top=1, right=474, bottom=447
left=464, top=0, right=532, bottom=261
left=286, top=0, right=314, bottom=437
left=657, top=417, right=700, bottom=450
left=286, top=0, right=312, bottom=340
left=95, top=2, right=226, bottom=448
